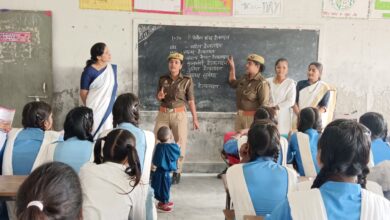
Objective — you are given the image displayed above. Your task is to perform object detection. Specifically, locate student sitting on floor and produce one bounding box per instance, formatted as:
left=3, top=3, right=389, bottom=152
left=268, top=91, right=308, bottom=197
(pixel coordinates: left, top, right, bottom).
left=267, top=119, right=390, bottom=220
left=15, top=162, right=82, bottom=220
left=287, top=107, right=321, bottom=177
left=54, top=106, right=94, bottom=173
left=226, top=120, right=298, bottom=220
left=79, top=129, right=146, bottom=220
left=151, top=126, right=180, bottom=213
left=1, top=101, right=62, bottom=176
left=359, top=112, right=390, bottom=165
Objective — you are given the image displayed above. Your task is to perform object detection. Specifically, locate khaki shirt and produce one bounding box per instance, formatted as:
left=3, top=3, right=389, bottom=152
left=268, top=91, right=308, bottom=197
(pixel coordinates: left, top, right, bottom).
left=229, top=73, right=270, bottom=111
left=157, top=73, right=195, bottom=108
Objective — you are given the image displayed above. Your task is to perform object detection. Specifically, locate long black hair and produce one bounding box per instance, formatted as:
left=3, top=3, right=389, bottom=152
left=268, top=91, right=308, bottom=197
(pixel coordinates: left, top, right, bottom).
left=247, top=119, right=281, bottom=163
left=94, top=129, right=141, bottom=189
left=84, top=42, right=106, bottom=69
left=16, top=162, right=82, bottom=220
left=112, top=93, right=140, bottom=127
left=311, top=119, right=371, bottom=189
left=63, top=106, right=93, bottom=142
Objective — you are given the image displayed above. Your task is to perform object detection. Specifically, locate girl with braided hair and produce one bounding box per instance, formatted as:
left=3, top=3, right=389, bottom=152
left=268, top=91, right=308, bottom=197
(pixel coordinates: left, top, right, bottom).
left=268, top=119, right=390, bottom=220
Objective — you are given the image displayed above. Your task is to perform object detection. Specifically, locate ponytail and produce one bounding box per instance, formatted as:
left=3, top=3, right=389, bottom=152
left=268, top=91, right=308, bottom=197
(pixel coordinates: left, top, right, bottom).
left=18, top=206, right=47, bottom=220
left=311, top=167, right=332, bottom=188
left=94, top=137, right=105, bottom=164
left=125, top=143, right=142, bottom=190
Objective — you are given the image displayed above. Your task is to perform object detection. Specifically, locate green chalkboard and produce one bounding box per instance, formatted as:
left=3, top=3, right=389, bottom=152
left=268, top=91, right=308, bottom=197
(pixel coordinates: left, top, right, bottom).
left=137, top=24, right=319, bottom=112
left=0, top=10, right=53, bottom=127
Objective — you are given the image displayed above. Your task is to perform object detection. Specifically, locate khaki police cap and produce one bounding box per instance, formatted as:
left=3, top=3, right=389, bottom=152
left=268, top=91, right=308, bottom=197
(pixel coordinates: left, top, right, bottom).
left=167, top=52, right=184, bottom=61
left=247, top=54, right=265, bottom=65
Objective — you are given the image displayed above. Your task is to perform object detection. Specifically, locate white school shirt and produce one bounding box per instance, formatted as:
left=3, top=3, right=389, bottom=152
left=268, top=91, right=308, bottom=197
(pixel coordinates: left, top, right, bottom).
left=79, top=162, right=146, bottom=220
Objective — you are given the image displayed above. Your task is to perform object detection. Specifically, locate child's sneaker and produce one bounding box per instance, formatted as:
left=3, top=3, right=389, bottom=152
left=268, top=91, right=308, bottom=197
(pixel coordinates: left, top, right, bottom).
left=157, top=202, right=173, bottom=213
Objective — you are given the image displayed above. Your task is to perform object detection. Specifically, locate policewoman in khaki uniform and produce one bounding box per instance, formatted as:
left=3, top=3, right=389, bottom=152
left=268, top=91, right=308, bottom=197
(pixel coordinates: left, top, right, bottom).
left=154, top=52, right=200, bottom=184
left=227, top=54, right=271, bottom=131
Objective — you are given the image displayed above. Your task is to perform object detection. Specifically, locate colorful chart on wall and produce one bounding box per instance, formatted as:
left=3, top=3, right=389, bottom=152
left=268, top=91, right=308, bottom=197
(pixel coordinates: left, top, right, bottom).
left=322, top=0, right=370, bottom=18
left=370, top=0, right=390, bottom=18
left=80, top=0, right=132, bottom=11
left=183, top=0, right=232, bottom=16
left=133, top=0, right=182, bottom=14
left=233, top=0, right=282, bottom=17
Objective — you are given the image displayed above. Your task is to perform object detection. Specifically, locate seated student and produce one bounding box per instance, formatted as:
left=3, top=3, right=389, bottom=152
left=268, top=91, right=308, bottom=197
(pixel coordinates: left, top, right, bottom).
left=151, top=126, right=180, bottom=213
left=368, top=161, right=390, bottom=200
left=224, top=107, right=289, bottom=166
left=359, top=112, right=390, bottom=165
left=105, top=93, right=156, bottom=220
left=267, top=119, right=390, bottom=220
left=15, top=162, right=82, bottom=220
left=288, top=107, right=321, bottom=177
left=54, top=106, right=94, bottom=173
left=226, top=120, right=298, bottom=220
left=79, top=129, right=146, bottom=220
left=1, top=101, right=61, bottom=176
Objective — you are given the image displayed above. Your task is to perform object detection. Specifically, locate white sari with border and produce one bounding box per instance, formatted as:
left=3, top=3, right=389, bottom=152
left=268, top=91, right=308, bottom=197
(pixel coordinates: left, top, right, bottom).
left=86, top=64, right=117, bottom=139
left=226, top=163, right=298, bottom=220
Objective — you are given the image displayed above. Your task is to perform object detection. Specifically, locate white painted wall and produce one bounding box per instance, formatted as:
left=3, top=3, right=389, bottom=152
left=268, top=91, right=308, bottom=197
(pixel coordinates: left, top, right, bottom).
left=1, top=0, right=390, bottom=171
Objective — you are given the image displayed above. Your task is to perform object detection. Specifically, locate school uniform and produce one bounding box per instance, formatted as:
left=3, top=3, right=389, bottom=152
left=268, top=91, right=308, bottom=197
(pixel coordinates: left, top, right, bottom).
left=80, top=162, right=146, bottom=220
left=226, top=156, right=298, bottom=220
left=288, top=128, right=320, bottom=176
left=223, top=136, right=288, bottom=166
left=100, top=125, right=156, bottom=220
left=371, top=138, right=390, bottom=165
left=117, top=122, right=147, bottom=171
left=1, top=128, right=61, bottom=175
left=54, top=137, right=93, bottom=173
left=267, top=181, right=390, bottom=220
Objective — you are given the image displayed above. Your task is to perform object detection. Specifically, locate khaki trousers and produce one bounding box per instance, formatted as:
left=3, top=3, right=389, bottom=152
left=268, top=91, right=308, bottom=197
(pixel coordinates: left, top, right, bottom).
left=235, top=114, right=254, bottom=132
left=154, top=111, right=188, bottom=173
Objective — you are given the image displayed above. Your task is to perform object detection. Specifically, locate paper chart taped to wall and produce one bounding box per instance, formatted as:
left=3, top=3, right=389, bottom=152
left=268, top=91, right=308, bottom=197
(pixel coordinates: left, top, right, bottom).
left=133, top=0, right=182, bottom=14
left=370, top=0, right=390, bottom=19
left=233, top=0, right=282, bottom=17
left=80, top=0, right=132, bottom=11
left=322, top=0, right=370, bottom=18
left=183, top=0, right=232, bottom=16
left=0, top=32, right=31, bottom=43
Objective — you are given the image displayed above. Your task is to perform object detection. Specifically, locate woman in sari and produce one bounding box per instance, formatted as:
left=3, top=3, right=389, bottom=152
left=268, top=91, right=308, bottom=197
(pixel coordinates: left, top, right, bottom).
left=80, top=42, right=118, bottom=138
left=293, top=62, right=331, bottom=128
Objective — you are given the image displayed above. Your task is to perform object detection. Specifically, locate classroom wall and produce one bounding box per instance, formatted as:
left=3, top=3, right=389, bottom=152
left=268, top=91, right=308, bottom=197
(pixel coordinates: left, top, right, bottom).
left=1, top=0, right=390, bottom=172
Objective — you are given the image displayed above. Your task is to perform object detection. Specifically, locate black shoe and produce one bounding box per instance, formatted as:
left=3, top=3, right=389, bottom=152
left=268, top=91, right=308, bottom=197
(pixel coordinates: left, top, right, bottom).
left=217, top=167, right=227, bottom=179
left=172, top=172, right=181, bottom=185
